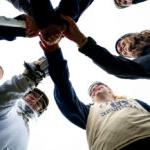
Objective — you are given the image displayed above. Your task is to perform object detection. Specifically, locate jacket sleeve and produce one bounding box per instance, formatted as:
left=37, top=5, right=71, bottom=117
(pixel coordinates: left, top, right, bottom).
left=0, top=16, right=26, bottom=41
left=0, top=75, right=34, bottom=106
left=45, top=49, right=90, bottom=129
left=136, top=99, right=150, bottom=112
left=79, top=37, right=149, bottom=79
left=25, top=0, right=55, bottom=29
left=7, top=0, right=32, bottom=15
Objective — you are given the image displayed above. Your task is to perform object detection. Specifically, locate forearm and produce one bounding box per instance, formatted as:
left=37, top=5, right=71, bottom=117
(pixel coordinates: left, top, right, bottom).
left=7, top=0, right=55, bottom=29
left=0, top=16, right=26, bottom=41
left=0, top=75, right=34, bottom=105
left=79, top=37, right=148, bottom=79
left=133, top=0, right=147, bottom=4
left=28, top=0, right=55, bottom=29
left=7, top=0, right=32, bottom=15
left=45, top=49, right=89, bottom=129
left=55, top=0, right=80, bottom=22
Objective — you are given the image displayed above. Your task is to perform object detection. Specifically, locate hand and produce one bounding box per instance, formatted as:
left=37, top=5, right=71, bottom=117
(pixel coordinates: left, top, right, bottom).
left=23, top=57, right=48, bottom=86
left=61, top=15, right=87, bottom=47
left=40, top=24, right=66, bottom=42
left=39, top=33, right=61, bottom=53
left=25, top=15, right=39, bottom=37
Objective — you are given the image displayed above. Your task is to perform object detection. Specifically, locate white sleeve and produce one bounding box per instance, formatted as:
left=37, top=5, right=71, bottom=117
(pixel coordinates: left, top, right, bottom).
left=0, top=75, right=34, bottom=106
left=0, top=16, right=25, bottom=28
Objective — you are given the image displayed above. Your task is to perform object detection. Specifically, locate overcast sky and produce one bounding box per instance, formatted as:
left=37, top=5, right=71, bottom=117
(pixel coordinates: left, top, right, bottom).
left=0, top=0, right=150, bottom=149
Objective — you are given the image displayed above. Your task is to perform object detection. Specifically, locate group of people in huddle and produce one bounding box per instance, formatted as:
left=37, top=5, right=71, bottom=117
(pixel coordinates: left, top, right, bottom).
left=0, top=0, right=150, bottom=150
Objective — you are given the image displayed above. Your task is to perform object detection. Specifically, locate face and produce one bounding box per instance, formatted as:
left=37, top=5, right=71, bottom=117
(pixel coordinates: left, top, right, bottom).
left=115, top=0, right=133, bottom=7
left=116, top=36, right=139, bottom=58
left=24, top=92, right=43, bottom=113
left=90, top=84, right=114, bottom=101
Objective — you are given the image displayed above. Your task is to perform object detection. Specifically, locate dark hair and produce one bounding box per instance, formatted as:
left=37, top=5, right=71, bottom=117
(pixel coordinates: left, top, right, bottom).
left=114, top=0, right=131, bottom=8
left=115, top=31, right=150, bottom=56
left=115, top=33, right=133, bottom=54
left=114, top=0, right=147, bottom=8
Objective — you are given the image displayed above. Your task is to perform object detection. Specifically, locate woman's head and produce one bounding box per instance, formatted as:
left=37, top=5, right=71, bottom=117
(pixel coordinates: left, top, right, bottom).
left=114, top=0, right=147, bottom=8
left=114, top=0, right=133, bottom=8
left=115, top=30, right=150, bottom=58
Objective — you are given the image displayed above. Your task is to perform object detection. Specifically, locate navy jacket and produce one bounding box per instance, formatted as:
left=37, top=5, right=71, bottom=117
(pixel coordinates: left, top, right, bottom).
left=79, top=37, right=150, bottom=79
left=7, top=0, right=94, bottom=28
left=45, top=48, right=150, bottom=130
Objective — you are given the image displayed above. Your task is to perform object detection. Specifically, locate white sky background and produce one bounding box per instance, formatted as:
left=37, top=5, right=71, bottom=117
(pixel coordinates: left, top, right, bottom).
left=0, top=0, right=150, bottom=149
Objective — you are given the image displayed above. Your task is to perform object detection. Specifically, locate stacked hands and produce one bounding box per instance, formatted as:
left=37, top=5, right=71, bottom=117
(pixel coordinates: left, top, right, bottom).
left=25, top=15, right=87, bottom=51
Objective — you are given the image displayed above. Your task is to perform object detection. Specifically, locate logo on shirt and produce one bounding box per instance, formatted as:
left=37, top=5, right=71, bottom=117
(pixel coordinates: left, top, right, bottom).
left=100, top=100, right=139, bottom=116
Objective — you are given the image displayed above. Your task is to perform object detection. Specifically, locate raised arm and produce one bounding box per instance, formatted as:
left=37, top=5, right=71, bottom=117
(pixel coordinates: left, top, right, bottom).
left=40, top=39, right=90, bottom=129
left=0, top=56, right=48, bottom=107
left=62, top=16, right=149, bottom=79
left=0, top=15, right=39, bottom=41
left=0, top=75, right=34, bottom=106
left=78, top=37, right=149, bottom=79
left=0, top=16, right=26, bottom=41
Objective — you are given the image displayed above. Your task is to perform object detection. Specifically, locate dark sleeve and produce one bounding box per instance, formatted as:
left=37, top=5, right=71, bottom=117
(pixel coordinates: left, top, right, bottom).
left=0, top=16, right=26, bottom=41
left=136, top=99, right=150, bottom=112
left=79, top=37, right=149, bottom=79
left=0, top=26, right=25, bottom=41
left=7, top=0, right=32, bottom=15
left=45, top=49, right=90, bottom=129
left=28, top=0, right=55, bottom=28
left=133, top=0, right=147, bottom=4
left=8, top=0, right=58, bottom=29
left=55, top=0, right=80, bottom=22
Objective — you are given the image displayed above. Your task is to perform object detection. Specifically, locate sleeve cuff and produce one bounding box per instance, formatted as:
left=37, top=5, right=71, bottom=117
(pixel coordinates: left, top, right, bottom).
left=78, top=37, right=96, bottom=53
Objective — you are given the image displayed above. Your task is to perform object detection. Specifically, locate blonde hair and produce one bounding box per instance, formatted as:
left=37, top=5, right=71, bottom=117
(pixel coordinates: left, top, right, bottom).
left=114, top=95, right=127, bottom=101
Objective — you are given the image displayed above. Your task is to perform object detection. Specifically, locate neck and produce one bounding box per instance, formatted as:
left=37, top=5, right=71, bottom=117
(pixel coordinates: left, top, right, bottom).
left=93, top=94, right=115, bottom=103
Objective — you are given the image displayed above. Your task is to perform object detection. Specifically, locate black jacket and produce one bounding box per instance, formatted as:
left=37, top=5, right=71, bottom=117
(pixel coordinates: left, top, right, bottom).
left=79, top=37, right=150, bottom=79
left=7, top=0, right=94, bottom=28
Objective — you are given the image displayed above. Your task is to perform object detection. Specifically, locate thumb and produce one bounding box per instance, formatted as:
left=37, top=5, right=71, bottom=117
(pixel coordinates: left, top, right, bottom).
left=39, top=41, right=47, bottom=51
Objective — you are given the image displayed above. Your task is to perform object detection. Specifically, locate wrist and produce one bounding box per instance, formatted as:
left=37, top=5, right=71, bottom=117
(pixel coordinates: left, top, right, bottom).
left=41, top=43, right=60, bottom=53
left=77, top=34, right=88, bottom=48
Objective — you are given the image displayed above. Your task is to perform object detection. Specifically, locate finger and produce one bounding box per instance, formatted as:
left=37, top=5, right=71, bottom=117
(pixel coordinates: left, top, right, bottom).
left=47, top=35, right=59, bottom=44
left=61, top=15, right=75, bottom=26
left=39, top=40, right=52, bottom=50
left=39, top=41, right=46, bottom=50
left=39, top=35, right=50, bottom=46
left=39, top=33, right=47, bottom=43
